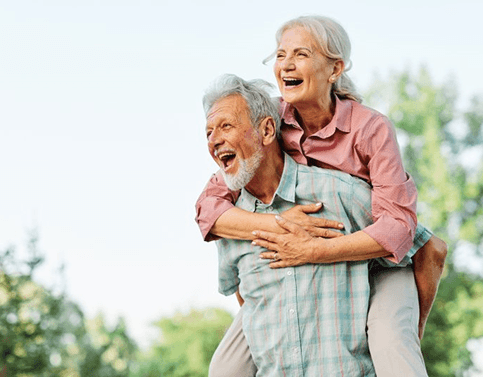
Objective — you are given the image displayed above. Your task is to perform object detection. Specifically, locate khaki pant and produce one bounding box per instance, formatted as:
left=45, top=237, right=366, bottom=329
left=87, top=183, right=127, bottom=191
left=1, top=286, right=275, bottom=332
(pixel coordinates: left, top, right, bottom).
left=209, top=265, right=428, bottom=377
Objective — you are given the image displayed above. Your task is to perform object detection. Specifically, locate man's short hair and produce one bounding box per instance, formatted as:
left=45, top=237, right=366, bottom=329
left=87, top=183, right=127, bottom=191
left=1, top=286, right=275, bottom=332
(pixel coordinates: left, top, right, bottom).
left=203, top=74, right=281, bottom=135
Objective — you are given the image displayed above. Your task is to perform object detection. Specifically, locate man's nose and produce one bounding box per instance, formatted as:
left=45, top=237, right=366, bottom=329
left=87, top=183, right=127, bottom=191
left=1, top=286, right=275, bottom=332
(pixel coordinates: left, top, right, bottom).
left=208, top=129, right=223, bottom=149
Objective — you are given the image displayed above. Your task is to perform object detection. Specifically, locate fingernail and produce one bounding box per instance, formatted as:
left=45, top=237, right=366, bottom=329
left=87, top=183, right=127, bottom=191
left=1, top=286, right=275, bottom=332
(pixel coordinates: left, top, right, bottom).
left=252, top=241, right=257, bottom=246
left=316, top=202, right=322, bottom=206
left=275, top=215, right=282, bottom=221
left=252, top=231, right=257, bottom=236
left=338, top=223, right=344, bottom=229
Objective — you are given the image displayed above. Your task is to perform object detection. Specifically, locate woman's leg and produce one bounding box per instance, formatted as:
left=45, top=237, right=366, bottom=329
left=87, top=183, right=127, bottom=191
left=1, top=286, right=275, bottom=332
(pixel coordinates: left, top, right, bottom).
left=209, top=307, right=257, bottom=377
left=367, top=265, right=428, bottom=377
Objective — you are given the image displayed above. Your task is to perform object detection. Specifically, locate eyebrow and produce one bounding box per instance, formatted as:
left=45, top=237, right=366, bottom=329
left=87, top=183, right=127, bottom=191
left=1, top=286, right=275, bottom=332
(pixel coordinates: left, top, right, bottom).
left=277, top=46, right=313, bottom=53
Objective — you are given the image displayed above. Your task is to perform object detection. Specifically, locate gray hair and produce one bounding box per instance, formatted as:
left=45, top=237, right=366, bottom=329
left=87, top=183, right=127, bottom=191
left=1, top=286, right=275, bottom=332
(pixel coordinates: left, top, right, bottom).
left=203, top=74, right=281, bottom=135
left=264, top=15, right=362, bottom=103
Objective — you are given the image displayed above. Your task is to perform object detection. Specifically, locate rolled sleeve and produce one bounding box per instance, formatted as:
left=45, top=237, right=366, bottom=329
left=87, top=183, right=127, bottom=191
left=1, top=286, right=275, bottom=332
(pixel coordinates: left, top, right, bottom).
left=362, top=116, right=418, bottom=263
left=195, top=171, right=240, bottom=241
left=375, top=222, right=433, bottom=267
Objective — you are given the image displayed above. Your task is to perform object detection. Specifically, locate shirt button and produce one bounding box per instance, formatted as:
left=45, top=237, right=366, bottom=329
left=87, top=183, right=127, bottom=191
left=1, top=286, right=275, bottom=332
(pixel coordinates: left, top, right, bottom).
left=287, top=270, right=293, bottom=276
left=289, top=309, right=295, bottom=315
left=268, top=206, right=273, bottom=212
left=293, top=347, right=299, bottom=353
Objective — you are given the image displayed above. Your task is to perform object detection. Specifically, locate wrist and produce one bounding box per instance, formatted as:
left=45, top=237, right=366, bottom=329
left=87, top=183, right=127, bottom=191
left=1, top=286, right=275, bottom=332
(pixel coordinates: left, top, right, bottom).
left=310, top=237, right=332, bottom=263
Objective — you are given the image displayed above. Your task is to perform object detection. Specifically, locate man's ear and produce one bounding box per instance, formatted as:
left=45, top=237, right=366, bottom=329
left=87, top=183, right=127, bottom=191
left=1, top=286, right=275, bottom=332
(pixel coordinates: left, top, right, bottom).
left=258, top=117, right=277, bottom=146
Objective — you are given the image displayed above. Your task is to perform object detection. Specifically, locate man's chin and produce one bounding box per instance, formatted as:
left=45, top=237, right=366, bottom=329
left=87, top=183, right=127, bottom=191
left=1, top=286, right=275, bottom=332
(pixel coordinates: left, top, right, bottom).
left=222, top=149, right=263, bottom=191
left=221, top=171, right=247, bottom=191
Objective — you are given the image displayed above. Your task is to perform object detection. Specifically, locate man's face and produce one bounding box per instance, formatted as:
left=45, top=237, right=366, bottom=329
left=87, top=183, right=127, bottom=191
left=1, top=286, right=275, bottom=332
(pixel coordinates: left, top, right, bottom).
left=206, top=95, right=263, bottom=190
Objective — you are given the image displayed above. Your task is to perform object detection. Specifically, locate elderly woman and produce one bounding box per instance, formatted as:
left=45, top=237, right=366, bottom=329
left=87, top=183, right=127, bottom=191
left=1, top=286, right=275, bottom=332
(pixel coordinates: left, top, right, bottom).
left=197, top=15, right=447, bottom=377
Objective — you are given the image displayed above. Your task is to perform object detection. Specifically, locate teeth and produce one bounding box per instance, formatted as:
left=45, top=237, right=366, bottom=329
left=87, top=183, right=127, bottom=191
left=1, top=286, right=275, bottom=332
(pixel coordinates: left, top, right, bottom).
left=215, top=150, right=236, bottom=159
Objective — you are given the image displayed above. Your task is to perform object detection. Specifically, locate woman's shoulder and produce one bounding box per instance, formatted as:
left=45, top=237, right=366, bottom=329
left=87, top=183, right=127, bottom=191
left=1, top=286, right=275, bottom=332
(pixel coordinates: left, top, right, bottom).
left=345, top=98, right=387, bottom=121
left=341, top=98, right=392, bottom=135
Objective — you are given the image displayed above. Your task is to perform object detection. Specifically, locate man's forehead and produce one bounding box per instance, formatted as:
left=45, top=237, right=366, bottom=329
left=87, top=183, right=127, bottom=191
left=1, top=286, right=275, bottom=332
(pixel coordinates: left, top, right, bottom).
left=206, top=95, right=247, bottom=123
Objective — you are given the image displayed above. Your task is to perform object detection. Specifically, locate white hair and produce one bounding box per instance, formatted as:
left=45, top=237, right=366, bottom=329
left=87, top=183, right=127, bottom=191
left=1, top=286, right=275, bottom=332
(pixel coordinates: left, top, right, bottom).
left=203, top=74, right=281, bottom=135
left=264, top=15, right=362, bottom=103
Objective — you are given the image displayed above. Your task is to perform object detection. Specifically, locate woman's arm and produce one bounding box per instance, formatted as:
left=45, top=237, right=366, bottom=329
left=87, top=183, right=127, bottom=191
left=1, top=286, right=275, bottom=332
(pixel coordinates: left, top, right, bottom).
left=257, top=216, right=391, bottom=266
left=213, top=204, right=344, bottom=240
left=360, top=115, right=418, bottom=263
left=196, top=171, right=344, bottom=241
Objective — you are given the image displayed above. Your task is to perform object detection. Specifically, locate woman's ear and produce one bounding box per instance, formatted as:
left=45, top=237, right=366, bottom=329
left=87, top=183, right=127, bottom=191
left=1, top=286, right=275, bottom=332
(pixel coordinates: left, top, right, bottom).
left=259, top=117, right=277, bottom=146
left=332, top=59, right=345, bottom=80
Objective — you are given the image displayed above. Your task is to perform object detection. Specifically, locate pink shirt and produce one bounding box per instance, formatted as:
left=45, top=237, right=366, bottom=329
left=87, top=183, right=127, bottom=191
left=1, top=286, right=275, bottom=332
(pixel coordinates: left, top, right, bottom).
left=196, top=96, right=418, bottom=263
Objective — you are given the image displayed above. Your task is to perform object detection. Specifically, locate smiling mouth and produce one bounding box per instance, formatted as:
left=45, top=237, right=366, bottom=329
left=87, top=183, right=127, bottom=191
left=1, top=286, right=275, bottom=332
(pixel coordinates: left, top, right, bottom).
left=283, top=78, right=303, bottom=87
left=216, top=150, right=237, bottom=171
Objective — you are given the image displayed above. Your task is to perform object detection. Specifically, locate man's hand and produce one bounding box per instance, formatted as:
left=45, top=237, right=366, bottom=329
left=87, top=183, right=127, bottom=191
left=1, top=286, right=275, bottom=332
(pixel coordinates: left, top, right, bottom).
left=281, top=203, right=344, bottom=238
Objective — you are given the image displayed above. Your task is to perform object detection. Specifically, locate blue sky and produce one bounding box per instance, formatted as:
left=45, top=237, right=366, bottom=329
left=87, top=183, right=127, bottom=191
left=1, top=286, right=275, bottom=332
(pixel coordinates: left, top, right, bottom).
left=1, top=0, right=482, bottom=349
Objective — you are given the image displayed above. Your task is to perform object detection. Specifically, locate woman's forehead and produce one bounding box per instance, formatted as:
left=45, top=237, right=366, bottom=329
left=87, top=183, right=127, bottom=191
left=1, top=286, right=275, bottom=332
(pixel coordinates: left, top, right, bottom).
left=278, top=27, right=318, bottom=50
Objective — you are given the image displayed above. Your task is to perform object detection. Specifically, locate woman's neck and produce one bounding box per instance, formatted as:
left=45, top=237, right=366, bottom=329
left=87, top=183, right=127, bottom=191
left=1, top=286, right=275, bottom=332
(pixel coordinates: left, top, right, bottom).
left=293, top=95, right=335, bottom=137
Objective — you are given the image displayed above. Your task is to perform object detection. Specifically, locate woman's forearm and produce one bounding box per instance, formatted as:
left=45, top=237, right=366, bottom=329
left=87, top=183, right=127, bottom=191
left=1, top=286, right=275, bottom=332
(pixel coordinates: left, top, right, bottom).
left=212, top=205, right=345, bottom=241
left=256, top=217, right=391, bottom=267
left=309, top=231, right=390, bottom=263
left=212, top=207, right=282, bottom=240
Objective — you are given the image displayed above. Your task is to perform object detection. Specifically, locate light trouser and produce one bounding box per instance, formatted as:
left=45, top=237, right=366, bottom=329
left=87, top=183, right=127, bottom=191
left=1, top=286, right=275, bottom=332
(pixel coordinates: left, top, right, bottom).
left=209, top=265, right=428, bottom=377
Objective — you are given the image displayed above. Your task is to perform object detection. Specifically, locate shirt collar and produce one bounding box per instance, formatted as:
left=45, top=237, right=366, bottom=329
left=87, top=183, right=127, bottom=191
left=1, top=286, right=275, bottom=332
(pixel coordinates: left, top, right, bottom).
left=237, top=153, right=297, bottom=212
left=280, top=95, right=353, bottom=138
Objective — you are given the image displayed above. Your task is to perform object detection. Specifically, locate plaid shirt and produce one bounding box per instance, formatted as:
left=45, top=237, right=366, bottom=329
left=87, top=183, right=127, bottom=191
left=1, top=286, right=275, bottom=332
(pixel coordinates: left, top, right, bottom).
left=217, top=154, right=377, bottom=376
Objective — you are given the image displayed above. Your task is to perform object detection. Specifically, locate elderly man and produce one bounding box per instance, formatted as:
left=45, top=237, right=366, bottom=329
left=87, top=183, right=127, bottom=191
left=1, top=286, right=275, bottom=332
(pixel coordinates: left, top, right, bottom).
left=203, top=74, right=385, bottom=376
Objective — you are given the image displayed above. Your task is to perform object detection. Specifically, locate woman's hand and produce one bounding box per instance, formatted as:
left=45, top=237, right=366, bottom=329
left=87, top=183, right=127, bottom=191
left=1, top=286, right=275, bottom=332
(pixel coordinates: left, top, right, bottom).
left=281, top=203, right=344, bottom=238
left=255, top=215, right=328, bottom=268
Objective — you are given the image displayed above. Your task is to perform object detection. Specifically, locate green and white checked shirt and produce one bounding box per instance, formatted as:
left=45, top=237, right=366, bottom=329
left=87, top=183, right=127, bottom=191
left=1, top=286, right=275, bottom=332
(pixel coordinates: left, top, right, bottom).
left=217, top=154, right=431, bottom=376
left=217, top=154, right=375, bottom=376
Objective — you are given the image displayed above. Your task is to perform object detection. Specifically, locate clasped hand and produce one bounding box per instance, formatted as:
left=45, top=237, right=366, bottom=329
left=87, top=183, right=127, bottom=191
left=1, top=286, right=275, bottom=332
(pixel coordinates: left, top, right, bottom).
left=255, top=203, right=343, bottom=268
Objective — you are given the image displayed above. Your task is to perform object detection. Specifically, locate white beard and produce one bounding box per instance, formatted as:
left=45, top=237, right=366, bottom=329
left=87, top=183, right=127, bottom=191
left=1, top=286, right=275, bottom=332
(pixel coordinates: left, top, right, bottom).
left=221, top=148, right=263, bottom=191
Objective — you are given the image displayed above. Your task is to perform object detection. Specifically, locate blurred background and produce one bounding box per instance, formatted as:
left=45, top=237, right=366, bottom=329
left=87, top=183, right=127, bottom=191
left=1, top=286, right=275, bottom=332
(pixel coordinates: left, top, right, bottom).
left=1, top=0, right=482, bottom=375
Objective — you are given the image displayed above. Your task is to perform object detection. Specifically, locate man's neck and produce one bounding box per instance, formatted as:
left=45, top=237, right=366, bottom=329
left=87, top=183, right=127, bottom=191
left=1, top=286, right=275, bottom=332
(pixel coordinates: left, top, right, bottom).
left=244, top=149, right=284, bottom=204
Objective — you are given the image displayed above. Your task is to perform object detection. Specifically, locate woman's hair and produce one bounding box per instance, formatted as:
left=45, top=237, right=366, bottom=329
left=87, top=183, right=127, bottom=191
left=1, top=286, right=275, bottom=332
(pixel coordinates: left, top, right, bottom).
left=265, top=15, right=362, bottom=103
left=202, top=74, right=281, bottom=135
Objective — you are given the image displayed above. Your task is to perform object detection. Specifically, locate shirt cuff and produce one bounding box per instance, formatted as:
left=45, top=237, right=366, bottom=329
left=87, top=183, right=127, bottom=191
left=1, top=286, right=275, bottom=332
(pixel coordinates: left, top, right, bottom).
left=196, top=198, right=235, bottom=241
left=363, top=215, right=415, bottom=264
left=373, top=224, right=433, bottom=268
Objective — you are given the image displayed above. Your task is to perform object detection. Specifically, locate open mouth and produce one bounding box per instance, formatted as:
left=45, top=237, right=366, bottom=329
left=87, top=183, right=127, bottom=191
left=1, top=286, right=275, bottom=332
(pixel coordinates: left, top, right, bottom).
left=283, top=78, right=303, bottom=87
left=216, top=150, right=236, bottom=171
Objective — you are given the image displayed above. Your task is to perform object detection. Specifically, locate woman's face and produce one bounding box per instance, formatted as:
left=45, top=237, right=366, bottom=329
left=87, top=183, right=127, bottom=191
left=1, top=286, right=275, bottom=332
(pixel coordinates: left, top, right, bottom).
left=274, top=27, right=336, bottom=107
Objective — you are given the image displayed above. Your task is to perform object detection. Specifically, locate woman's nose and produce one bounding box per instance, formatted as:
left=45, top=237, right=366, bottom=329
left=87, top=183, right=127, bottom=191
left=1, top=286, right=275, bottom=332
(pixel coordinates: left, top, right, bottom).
left=281, top=56, right=295, bottom=71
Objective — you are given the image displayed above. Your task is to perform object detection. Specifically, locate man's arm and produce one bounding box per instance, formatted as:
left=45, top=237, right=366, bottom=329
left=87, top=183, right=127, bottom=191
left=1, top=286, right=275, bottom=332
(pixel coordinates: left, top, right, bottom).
left=235, top=289, right=245, bottom=306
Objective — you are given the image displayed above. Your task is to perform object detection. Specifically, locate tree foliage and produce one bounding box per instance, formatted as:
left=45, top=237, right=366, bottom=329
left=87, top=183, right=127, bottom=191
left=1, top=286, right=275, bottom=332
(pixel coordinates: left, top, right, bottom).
left=0, top=232, right=137, bottom=377
left=366, top=67, right=483, bottom=376
left=129, top=308, right=233, bottom=377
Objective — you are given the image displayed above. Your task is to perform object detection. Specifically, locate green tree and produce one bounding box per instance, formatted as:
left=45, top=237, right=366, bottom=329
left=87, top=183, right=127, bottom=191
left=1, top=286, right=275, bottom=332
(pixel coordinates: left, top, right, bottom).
left=130, top=308, right=233, bottom=377
left=366, top=68, right=483, bottom=376
left=0, top=232, right=137, bottom=377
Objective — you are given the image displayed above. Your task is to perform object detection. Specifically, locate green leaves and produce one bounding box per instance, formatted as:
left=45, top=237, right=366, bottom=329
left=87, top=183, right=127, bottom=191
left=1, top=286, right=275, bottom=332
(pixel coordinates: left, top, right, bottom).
left=0, top=237, right=137, bottom=377
left=130, top=308, right=233, bottom=377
